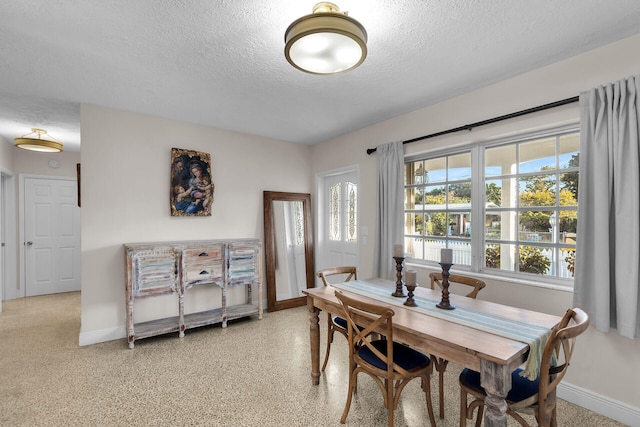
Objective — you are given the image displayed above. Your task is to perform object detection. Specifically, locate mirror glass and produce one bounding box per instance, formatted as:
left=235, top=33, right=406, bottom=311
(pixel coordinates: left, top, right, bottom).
left=263, top=191, right=315, bottom=311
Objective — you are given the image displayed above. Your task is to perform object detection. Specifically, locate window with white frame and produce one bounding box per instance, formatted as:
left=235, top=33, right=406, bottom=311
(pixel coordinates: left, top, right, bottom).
left=404, top=127, right=579, bottom=284
left=404, top=152, right=473, bottom=265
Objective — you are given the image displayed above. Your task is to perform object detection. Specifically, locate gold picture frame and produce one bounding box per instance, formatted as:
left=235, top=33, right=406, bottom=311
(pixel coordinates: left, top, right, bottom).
left=170, top=148, right=214, bottom=216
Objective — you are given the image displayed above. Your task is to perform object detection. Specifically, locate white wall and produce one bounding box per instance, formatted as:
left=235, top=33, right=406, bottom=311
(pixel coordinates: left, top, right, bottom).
left=80, top=104, right=313, bottom=343
left=311, top=34, right=640, bottom=421
left=0, top=136, right=15, bottom=171
left=13, top=148, right=80, bottom=178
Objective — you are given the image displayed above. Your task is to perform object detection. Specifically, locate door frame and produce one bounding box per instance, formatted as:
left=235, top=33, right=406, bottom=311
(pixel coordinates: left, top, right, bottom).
left=19, top=173, right=78, bottom=298
left=315, top=164, right=360, bottom=278
left=1, top=169, right=17, bottom=302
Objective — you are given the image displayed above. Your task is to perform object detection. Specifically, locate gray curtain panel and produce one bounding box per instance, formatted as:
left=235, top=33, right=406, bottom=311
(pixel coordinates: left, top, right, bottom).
left=373, top=141, right=405, bottom=280
left=574, top=74, right=640, bottom=339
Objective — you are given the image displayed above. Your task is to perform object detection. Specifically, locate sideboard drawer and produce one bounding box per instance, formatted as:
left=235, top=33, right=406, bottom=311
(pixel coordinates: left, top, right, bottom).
left=182, top=245, right=224, bottom=287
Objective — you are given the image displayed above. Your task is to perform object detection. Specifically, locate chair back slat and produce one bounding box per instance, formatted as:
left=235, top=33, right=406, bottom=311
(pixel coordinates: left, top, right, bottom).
left=317, top=266, right=357, bottom=286
left=429, top=272, right=485, bottom=299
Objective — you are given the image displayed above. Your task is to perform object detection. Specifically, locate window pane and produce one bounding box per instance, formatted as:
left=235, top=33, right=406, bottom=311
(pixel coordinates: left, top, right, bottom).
left=329, top=183, right=340, bottom=241
left=559, top=173, right=578, bottom=206
left=485, top=243, right=516, bottom=272
left=405, top=236, right=424, bottom=259
left=485, top=180, right=502, bottom=207
left=423, top=185, right=446, bottom=208
left=405, top=161, right=426, bottom=184
left=519, top=210, right=553, bottom=242
left=422, top=238, right=446, bottom=262
left=448, top=153, right=471, bottom=180
left=347, top=182, right=357, bottom=242
left=485, top=144, right=516, bottom=177
left=424, top=158, right=446, bottom=183
left=485, top=178, right=517, bottom=208
left=519, top=137, right=556, bottom=173
left=519, top=174, right=556, bottom=207
left=518, top=245, right=552, bottom=276
left=485, top=213, right=501, bottom=239
left=448, top=182, right=471, bottom=204
left=448, top=212, right=471, bottom=237
left=405, top=212, right=423, bottom=235
left=450, top=242, right=472, bottom=265
left=560, top=248, right=576, bottom=278
left=425, top=212, right=447, bottom=237
left=485, top=211, right=517, bottom=241
left=404, top=187, right=424, bottom=210
left=559, top=133, right=579, bottom=169
left=559, top=210, right=577, bottom=239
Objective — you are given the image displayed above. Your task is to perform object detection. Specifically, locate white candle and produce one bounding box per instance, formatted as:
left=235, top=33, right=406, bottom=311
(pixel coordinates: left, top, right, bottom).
left=405, top=270, right=416, bottom=286
left=393, top=244, right=404, bottom=258
left=441, top=248, right=453, bottom=264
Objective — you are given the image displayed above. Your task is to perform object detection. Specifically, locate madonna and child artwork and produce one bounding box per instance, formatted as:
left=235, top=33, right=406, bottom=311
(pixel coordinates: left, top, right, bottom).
left=170, top=148, right=214, bottom=216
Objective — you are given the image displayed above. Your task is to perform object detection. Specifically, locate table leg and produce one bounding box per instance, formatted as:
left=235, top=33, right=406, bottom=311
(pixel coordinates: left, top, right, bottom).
left=480, top=359, right=510, bottom=427
left=309, top=305, right=321, bottom=385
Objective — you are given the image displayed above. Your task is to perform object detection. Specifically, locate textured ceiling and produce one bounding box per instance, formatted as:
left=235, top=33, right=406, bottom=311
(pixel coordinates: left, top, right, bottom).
left=1, top=0, right=640, bottom=153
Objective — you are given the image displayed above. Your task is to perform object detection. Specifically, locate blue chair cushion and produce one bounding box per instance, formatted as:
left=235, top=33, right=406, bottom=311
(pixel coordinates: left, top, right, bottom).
left=333, top=316, right=348, bottom=329
left=460, top=367, right=539, bottom=403
left=359, top=340, right=430, bottom=371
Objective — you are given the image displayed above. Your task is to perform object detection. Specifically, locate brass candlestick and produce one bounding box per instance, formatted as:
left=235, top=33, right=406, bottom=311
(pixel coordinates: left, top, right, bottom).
left=436, top=262, right=455, bottom=310
left=404, top=282, right=417, bottom=307
left=392, top=256, right=406, bottom=297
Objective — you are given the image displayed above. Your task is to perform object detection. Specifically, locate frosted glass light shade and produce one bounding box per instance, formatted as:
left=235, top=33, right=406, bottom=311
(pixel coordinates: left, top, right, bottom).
left=284, top=3, right=367, bottom=75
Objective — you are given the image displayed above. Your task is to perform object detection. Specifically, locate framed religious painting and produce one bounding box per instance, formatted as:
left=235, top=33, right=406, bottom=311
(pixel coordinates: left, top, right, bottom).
left=170, top=148, right=214, bottom=216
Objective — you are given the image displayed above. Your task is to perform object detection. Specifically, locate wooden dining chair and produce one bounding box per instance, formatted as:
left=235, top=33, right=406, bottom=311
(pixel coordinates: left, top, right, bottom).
left=459, top=307, right=590, bottom=427
left=335, top=291, right=437, bottom=427
left=316, top=266, right=358, bottom=371
left=429, top=272, right=486, bottom=419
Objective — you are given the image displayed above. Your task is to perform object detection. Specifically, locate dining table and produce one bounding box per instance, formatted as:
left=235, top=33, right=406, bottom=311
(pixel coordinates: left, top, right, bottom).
left=303, top=278, right=561, bottom=427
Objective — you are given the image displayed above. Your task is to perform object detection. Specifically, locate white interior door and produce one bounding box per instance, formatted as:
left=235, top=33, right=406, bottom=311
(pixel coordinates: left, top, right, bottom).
left=317, top=169, right=359, bottom=272
left=24, top=177, right=80, bottom=296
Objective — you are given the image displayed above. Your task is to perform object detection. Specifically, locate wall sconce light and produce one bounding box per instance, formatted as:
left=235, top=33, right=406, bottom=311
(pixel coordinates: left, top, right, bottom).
left=14, top=128, right=63, bottom=152
left=284, top=2, right=367, bottom=75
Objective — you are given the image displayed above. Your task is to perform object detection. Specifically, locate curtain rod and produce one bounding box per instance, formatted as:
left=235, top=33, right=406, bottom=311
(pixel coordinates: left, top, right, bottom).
left=365, top=96, right=579, bottom=155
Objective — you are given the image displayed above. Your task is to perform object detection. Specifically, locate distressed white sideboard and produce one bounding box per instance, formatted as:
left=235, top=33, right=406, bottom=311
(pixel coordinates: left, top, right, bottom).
left=124, top=239, right=262, bottom=348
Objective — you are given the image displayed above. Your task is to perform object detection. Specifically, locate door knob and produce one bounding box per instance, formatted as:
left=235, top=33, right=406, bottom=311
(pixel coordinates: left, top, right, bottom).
left=26, top=241, right=33, bottom=246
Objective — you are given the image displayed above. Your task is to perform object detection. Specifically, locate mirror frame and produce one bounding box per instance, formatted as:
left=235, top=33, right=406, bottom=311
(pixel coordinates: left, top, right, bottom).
left=263, top=191, right=315, bottom=312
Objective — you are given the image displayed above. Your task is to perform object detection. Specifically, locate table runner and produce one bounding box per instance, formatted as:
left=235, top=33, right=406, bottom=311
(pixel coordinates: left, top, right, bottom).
left=332, top=279, right=551, bottom=380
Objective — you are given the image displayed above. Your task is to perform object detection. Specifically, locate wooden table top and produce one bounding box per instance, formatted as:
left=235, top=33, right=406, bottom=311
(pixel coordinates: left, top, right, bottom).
left=304, top=280, right=561, bottom=372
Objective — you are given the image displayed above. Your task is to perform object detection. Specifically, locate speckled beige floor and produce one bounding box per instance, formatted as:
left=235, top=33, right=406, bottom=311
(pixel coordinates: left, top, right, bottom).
left=0, top=292, right=627, bottom=426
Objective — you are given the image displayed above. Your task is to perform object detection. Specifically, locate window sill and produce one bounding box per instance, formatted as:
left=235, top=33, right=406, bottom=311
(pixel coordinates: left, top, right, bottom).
left=405, top=261, right=574, bottom=293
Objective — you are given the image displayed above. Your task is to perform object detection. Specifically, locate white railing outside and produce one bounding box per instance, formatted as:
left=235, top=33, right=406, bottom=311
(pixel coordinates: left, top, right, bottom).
left=408, top=239, right=574, bottom=279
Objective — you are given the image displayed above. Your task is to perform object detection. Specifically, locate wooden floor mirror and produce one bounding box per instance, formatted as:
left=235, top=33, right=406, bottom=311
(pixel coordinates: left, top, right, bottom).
left=263, top=191, right=315, bottom=312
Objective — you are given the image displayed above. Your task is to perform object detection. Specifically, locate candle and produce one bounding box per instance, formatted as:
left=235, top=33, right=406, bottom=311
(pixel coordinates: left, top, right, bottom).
left=441, top=248, right=453, bottom=264
left=405, top=270, right=416, bottom=286
left=393, top=244, right=404, bottom=258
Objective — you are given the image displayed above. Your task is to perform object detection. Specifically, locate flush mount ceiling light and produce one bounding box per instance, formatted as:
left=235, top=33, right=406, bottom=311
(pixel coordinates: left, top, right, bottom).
left=14, top=128, right=63, bottom=152
left=284, top=2, right=367, bottom=75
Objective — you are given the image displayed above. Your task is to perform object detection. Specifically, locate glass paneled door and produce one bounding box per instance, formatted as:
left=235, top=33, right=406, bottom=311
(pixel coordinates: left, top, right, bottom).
left=318, top=169, right=359, bottom=272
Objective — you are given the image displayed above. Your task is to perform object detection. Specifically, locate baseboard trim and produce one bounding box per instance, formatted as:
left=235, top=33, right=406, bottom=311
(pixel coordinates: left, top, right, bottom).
left=558, top=381, right=640, bottom=426
left=78, top=326, right=125, bottom=346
